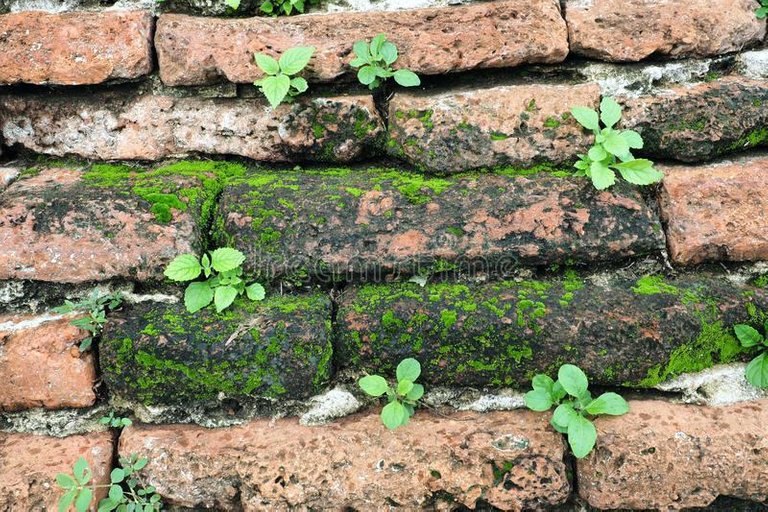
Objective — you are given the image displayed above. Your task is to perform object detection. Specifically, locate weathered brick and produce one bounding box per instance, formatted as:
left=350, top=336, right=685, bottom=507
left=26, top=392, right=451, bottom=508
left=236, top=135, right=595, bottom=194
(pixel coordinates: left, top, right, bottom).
left=621, top=77, right=768, bottom=162
left=0, top=91, right=383, bottom=162
left=335, top=275, right=768, bottom=389
left=0, top=311, right=96, bottom=412
left=0, top=431, right=114, bottom=510
left=387, top=83, right=599, bottom=173
left=0, top=11, right=153, bottom=85
left=214, top=168, right=663, bottom=282
left=0, top=166, right=205, bottom=283
left=100, top=295, right=333, bottom=407
left=578, top=399, right=768, bottom=510
left=565, top=0, right=765, bottom=62
left=659, top=155, right=768, bottom=265
left=119, top=410, right=569, bottom=510
left=155, top=0, right=568, bottom=86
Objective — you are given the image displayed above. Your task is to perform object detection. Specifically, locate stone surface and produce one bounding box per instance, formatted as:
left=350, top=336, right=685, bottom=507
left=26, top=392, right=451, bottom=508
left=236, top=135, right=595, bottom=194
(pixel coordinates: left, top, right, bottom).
left=578, top=399, right=768, bottom=510
left=656, top=363, right=768, bottom=406
left=100, top=295, right=333, bottom=407
left=0, top=311, right=96, bottom=411
left=0, top=430, right=114, bottom=509
left=620, top=78, right=768, bottom=162
left=335, top=274, right=768, bottom=388
left=154, top=0, right=568, bottom=86
left=387, top=83, right=599, bottom=173
left=564, top=0, right=765, bottom=62
left=658, top=155, right=768, bottom=265
left=119, top=410, right=569, bottom=510
left=0, top=10, right=153, bottom=85
left=0, top=167, right=18, bottom=191
left=213, top=168, right=663, bottom=282
left=0, top=92, right=383, bottom=162
left=0, top=166, right=205, bottom=283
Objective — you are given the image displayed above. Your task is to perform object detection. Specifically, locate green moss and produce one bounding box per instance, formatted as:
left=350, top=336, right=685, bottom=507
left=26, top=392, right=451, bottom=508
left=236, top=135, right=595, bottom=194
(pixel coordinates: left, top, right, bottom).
left=543, top=117, right=562, bottom=129
left=632, top=275, right=679, bottom=296
left=490, top=132, right=509, bottom=141
left=345, top=187, right=366, bottom=198
left=753, top=274, right=768, bottom=288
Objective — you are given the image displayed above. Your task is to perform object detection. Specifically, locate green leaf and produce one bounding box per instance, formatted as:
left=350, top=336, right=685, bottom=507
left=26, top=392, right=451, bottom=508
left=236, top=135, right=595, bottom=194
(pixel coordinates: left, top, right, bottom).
left=75, top=487, right=93, bottom=512
left=74, top=457, right=90, bottom=484
left=587, top=145, right=607, bottom=161
left=97, top=498, right=117, bottom=512
left=746, top=352, right=768, bottom=388
left=370, top=34, right=387, bottom=57
left=524, top=389, right=553, bottom=411
left=225, top=0, right=240, bottom=8
left=381, top=401, right=407, bottom=429
left=58, top=489, right=77, bottom=512
left=359, top=375, right=389, bottom=396
left=568, top=415, right=598, bottom=458
left=552, top=381, right=567, bottom=401
left=210, top=247, right=245, bottom=273
left=109, top=484, right=124, bottom=502
left=614, top=160, right=664, bottom=185
left=164, top=254, right=202, bottom=282
left=214, top=285, right=239, bottom=312
left=406, top=383, right=424, bottom=401
left=589, top=161, right=616, bottom=190
left=585, top=392, right=629, bottom=416
left=397, top=379, right=414, bottom=396
left=110, top=468, right=125, bottom=484
left=260, top=74, right=291, bottom=108
left=357, top=65, right=378, bottom=86
left=379, top=41, right=398, bottom=65
left=351, top=40, right=371, bottom=64
left=551, top=403, right=578, bottom=430
left=393, top=69, right=420, bottom=87
left=246, top=282, right=266, bottom=301
left=735, top=324, right=764, bottom=348
left=290, top=76, right=308, bottom=94
left=278, top=46, right=315, bottom=76
left=603, top=131, right=630, bottom=156
left=599, top=97, right=622, bottom=128
left=571, top=106, right=600, bottom=131
left=396, top=358, right=421, bottom=381
left=184, top=281, right=214, bottom=313
left=620, top=129, right=644, bottom=149
left=531, top=374, right=555, bottom=394
left=254, top=53, right=280, bottom=75
left=558, top=364, right=589, bottom=397
left=56, top=473, right=76, bottom=490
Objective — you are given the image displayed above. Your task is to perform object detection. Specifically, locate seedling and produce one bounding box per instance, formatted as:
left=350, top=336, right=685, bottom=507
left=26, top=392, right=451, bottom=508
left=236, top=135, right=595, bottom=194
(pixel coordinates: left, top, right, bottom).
left=53, top=291, right=123, bottom=352
left=56, top=455, right=162, bottom=512
left=734, top=322, right=768, bottom=387
left=99, top=412, right=133, bottom=428
left=349, top=34, right=420, bottom=90
left=572, top=97, right=663, bottom=190
left=524, top=364, right=629, bottom=458
left=260, top=0, right=316, bottom=15
left=757, top=0, right=768, bottom=18
left=254, top=46, right=315, bottom=107
left=358, top=358, right=424, bottom=429
left=164, top=247, right=266, bottom=314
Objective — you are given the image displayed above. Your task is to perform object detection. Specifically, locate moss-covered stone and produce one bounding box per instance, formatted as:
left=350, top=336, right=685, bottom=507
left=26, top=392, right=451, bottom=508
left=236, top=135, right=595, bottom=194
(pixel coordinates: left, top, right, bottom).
left=100, top=294, right=333, bottom=407
left=335, top=274, right=768, bottom=389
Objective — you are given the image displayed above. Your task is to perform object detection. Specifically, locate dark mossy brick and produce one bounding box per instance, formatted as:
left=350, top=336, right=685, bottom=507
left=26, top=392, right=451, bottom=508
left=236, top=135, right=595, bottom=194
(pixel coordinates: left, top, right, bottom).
left=335, top=274, right=768, bottom=389
left=100, top=294, right=333, bottom=406
left=213, top=168, right=663, bottom=283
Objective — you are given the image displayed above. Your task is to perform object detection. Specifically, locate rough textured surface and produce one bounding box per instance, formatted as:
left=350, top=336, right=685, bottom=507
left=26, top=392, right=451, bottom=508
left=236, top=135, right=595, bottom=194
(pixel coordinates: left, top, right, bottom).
left=214, top=168, right=663, bottom=282
left=659, top=155, right=768, bottom=265
left=0, top=92, right=383, bottom=162
left=578, top=399, right=768, bottom=510
left=335, top=275, right=768, bottom=388
left=565, top=0, right=765, bottom=62
left=656, top=363, right=768, bottom=406
left=620, top=78, right=768, bottom=162
left=0, top=167, right=204, bottom=283
left=100, top=295, right=333, bottom=407
left=387, top=83, right=599, bottom=173
left=118, top=410, right=569, bottom=510
left=154, top=0, right=568, bottom=86
left=0, top=167, right=18, bottom=191
left=0, top=10, right=153, bottom=85
left=0, top=431, right=114, bottom=509
left=0, top=312, right=96, bottom=411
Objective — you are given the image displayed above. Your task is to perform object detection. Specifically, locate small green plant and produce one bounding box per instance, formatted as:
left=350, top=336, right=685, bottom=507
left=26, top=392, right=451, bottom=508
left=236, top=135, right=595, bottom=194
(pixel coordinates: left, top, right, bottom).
left=734, top=322, right=768, bottom=388
left=164, top=247, right=266, bottom=314
left=253, top=46, right=315, bottom=108
left=349, top=34, right=421, bottom=90
left=53, top=291, right=123, bottom=352
left=572, top=97, right=664, bottom=190
left=358, top=358, right=424, bottom=429
left=524, top=364, right=629, bottom=458
left=260, top=0, right=316, bottom=15
left=57, top=455, right=162, bottom=512
left=99, top=412, right=133, bottom=428
left=757, top=0, right=768, bottom=18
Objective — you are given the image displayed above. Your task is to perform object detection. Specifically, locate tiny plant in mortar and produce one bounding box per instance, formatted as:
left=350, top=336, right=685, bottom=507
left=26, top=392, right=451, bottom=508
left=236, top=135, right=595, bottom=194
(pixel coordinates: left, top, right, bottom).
left=358, top=358, right=424, bottom=429
left=253, top=46, right=315, bottom=108
left=260, top=0, right=317, bottom=15
left=56, top=455, right=162, bottom=511
left=164, top=247, right=266, bottom=314
left=99, top=412, right=133, bottom=429
left=572, top=97, right=664, bottom=190
left=734, top=322, right=768, bottom=387
left=757, top=0, right=768, bottom=18
left=524, top=364, right=629, bottom=458
left=54, top=291, right=123, bottom=353
left=349, top=34, right=421, bottom=90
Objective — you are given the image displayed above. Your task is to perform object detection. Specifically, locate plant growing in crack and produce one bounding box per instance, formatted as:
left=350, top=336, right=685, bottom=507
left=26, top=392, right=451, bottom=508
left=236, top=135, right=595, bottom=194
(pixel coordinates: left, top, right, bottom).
left=757, top=0, right=768, bottom=18
left=253, top=46, right=316, bottom=107
left=349, top=34, right=420, bottom=90
left=53, top=291, right=123, bottom=353
left=734, top=322, right=768, bottom=387
left=524, top=364, right=629, bottom=458
left=359, top=358, right=424, bottom=429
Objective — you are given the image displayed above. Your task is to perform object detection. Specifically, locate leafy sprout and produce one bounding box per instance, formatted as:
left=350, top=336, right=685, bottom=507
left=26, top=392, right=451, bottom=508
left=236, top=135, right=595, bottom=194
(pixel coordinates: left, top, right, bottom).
left=734, top=322, right=768, bottom=388
left=254, top=46, right=315, bottom=108
left=53, top=291, right=123, bottom=352
left=757, top=0, right=768, bottom=18
left=358, top=358, right=424, bottom=429
left=349, top=34, right=420, bottom=90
